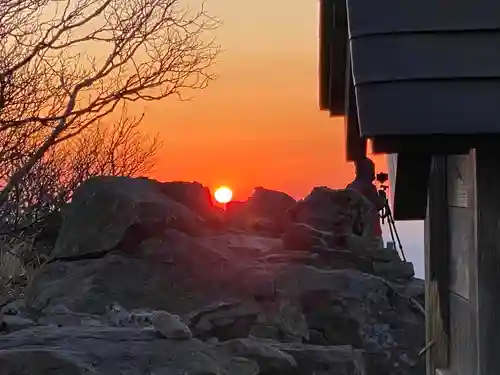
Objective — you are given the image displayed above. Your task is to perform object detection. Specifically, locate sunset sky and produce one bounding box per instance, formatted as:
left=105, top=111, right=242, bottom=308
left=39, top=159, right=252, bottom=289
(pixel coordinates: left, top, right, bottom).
left=140, top=0, right=386, bottom=201
left=133, top=0, right=424, bottom=276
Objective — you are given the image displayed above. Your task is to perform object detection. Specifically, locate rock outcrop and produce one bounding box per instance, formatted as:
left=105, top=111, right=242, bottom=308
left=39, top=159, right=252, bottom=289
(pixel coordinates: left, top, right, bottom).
left=289, top=186, right=377, bottom=237
left=226, top=187, right=296, bottom=235
left=0, top=176, right=424, bottom=375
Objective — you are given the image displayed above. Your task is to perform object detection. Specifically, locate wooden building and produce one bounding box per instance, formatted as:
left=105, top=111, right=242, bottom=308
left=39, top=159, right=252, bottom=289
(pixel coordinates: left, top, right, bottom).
left=319, top=1, right=500, bottom=374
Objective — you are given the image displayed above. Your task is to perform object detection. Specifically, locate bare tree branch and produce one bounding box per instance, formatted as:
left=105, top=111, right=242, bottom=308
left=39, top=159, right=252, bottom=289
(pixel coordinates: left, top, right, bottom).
left=0, top=103, right=162, bottom=232
left=0, top=0, right=220, bottom=208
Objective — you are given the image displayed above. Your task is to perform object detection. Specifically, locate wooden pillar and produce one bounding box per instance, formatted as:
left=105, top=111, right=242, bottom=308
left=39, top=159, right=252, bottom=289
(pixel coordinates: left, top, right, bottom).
left=344, top=56, right=367, bottom=161
left=327, top=0, right=348, bottom=115
left=426, top=146, right=500, bottom=375
left=425, top=155, right=450, bottom=374
left=474, top=146, right=500, bottom=375
left=445, top=153, right=476, bottom=375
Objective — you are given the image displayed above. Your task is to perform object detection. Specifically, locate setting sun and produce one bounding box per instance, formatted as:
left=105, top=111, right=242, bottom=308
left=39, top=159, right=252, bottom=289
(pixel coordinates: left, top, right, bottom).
left=214, top=186, right=233, bottom=204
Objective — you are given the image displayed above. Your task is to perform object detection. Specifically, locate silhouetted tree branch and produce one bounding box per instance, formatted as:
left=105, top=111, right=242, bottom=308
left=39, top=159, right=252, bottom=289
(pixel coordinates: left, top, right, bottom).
left=0, top=104, right=161, bottom=232
left=0, top=0, right=219, bottom=208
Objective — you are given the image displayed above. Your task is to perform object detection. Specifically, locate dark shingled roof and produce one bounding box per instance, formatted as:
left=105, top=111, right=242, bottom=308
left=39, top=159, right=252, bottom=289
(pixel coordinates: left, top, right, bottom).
left=318, top=0, right=500, bottom=219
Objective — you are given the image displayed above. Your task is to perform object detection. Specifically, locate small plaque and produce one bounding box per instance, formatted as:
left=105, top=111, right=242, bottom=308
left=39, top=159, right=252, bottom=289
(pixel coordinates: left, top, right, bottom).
left=447, top=155, right=469, bottom=208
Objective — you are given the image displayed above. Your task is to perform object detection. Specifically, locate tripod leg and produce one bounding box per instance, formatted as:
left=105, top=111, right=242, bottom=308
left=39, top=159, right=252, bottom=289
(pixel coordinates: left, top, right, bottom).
left=383, top=202, right=407, bottom=262
left=387, top=217, right=401, bottom=261
left=389, top=215, right=407, bottom=262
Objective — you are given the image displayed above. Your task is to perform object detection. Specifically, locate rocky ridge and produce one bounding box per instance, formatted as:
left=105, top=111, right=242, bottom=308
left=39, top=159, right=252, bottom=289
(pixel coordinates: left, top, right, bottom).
left=0, top=177, right=424, bottom=375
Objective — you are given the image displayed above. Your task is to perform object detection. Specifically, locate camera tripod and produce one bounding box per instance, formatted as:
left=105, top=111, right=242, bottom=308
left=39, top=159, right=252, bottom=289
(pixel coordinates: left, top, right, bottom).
left=378, top=184, right=407, bottom=262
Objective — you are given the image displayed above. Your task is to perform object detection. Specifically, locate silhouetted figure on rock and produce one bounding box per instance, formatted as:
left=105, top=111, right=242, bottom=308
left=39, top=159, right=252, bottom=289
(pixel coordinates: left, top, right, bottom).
left=346, top=157, right=385, bottom=244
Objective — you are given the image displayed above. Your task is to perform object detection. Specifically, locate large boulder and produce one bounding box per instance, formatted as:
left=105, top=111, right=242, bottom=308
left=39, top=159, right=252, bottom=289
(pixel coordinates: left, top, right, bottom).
left=217, top=339, right=367, bottom=375
left=216, top=338, right=299, bottom=375
left=281, top=222, right=406, bottom=276
left=24, top=251, right=423, bottom=375
left=50, top=176, right=211, bottom=260
left=26, top=230, right=279, bottom=315
left=5, top=177, right=423, bottom=375
left=226, top=187, right=296, bottom=235
left=247, top=187, right=296, bottom=221
left=0, top=325, right=367, bottom=375
left=0, top=326, right=259, bottom=375
left=289, top=187, right=377, bottom=238
left=158, top=180, right=224, bottom=226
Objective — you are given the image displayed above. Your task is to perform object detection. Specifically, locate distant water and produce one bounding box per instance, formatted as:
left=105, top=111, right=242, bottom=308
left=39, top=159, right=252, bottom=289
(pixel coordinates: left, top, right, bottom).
left=382, top=220, right=425, bottom=279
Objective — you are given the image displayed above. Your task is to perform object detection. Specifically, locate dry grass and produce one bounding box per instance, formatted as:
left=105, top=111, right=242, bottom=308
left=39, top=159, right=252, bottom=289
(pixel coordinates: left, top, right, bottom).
left=0, top=235, right=42, bottom=307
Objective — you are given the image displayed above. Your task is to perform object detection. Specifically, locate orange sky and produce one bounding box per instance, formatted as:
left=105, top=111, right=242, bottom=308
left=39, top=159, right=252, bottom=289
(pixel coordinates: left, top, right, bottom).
left=137, top=0, right=386, bottom=200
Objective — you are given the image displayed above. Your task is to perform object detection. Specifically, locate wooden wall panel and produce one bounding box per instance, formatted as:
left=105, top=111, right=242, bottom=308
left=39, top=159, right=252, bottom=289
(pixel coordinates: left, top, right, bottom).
left=473, top=147, right=500, bottom=375
left=447, top=154, right=474, bottom=300
left=346, top=0, right=500, bottom=38
left=319, top=0, right=335, bottom=110
left=356, top=81, right=500, bottom=136
left=447, top=207, right=473, bottom=300
left=441, top=151, right=478, bottom=375
left=351, top=33, right=500, bottom=84
left=344, top=57, right=366, bottom=161
left=327, top=0, right=348, bottom=115
left=425, top=156, right=449, bottom=374
left=449, top=292, right=476, bottom=375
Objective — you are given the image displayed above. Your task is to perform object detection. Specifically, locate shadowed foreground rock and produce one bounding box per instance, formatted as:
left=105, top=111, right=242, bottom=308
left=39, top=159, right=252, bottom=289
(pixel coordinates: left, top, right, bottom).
left=1, top=176, right=424, bottom=375
left=0, top=327, right=366, bottom=375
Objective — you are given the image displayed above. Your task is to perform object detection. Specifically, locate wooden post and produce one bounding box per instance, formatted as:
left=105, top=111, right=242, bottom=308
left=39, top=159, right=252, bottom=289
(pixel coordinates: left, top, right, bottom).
left=474, top=146, right=500, bottom=375
left=426, top=145, right=500, bottom=375
left=445, top=152, right=477, bottom=375
left=318, top=0, right=334, bottom=110
left=425, top=156, right=450, bottom=374
left=344, top=56, right=367, bottom=161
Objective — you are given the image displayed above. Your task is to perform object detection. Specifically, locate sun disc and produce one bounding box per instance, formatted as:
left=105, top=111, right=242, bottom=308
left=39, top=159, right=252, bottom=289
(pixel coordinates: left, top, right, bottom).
left=214, top=186, right=233, bottom=204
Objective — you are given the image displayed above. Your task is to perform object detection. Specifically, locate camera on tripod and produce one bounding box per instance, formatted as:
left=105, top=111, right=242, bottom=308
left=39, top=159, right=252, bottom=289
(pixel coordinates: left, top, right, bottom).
left=376, top=172, right=388, bottom=183
left=374, top=171, right=406, bottom=262
left=376, top=172, right=389, bottom=192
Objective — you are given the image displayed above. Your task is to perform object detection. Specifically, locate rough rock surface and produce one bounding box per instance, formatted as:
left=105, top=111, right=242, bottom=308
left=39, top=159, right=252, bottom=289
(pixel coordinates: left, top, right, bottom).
left=0, top=326, right=259, bottom=375
left=50, top=176, right=210, bottom=260
left=226, top=187, right=296, bottom=235
left=289, top=186, right=377, bottom=237
left=1, top=176, right=424, bottom=375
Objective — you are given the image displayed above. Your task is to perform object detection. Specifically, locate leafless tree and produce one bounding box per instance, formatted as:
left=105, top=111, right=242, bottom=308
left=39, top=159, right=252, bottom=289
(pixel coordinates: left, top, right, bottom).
left=0, top=0, right=219, bottom=209
left=0, top=103, right=161, bottom=231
